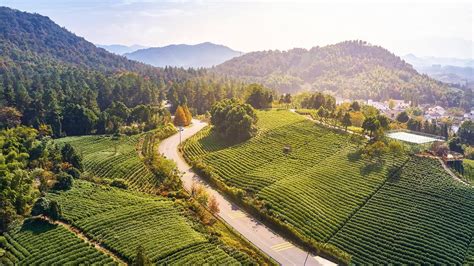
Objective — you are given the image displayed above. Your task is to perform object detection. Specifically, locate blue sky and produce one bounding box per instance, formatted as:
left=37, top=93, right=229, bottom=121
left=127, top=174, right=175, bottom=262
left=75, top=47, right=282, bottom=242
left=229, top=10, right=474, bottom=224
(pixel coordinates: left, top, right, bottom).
left=2, top=0, right=473, bottom=58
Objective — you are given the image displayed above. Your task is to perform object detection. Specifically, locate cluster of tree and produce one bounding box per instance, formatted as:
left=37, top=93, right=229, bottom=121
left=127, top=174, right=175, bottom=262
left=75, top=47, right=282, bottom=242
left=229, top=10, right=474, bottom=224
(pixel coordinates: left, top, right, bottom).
left=215, top=40, right=466, bottom=108
left=448, top=121, right=474, bottom=156
left=396, top=111, right=449, bottom=139
left=173, top=105, right=192, bottom=127
left=278, top=93, right=292, bottom=109
left=31, top=197, right=62, bottom=221
left=0, top=127, right=82, bottom=231
left=210, top=99, right=258, bottom=142
left=244, top=84, right=274, bottom=109
left=166, top=75, right=248, bottom=115
left=300, top=92, right=336, bottom=112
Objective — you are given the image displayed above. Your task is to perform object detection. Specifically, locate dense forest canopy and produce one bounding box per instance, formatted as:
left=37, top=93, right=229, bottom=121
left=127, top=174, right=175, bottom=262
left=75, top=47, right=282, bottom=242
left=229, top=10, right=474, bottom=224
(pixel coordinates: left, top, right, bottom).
left=0, top=7, right=248, bottom=136
left=215, top=41, right=469, bottom=108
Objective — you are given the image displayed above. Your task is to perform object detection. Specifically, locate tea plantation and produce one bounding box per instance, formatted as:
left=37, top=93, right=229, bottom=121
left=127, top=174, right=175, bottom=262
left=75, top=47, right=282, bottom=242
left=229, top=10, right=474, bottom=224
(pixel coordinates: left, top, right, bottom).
left=0, top=219, right=115, bottom=265
left=47, top=180, right=246, bottom=265
left=183, top=109, right=474, bottom=263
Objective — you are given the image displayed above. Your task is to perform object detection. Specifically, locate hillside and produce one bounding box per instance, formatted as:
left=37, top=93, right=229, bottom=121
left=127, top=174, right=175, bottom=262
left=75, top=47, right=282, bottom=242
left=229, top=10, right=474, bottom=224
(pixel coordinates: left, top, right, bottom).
left=183, top=110, right=474, bottom=264
left=0, top=7, right=152, bottom=72
left=214, top=41, right=463, bottom=107
left=125, top=42, right=242, bottom=68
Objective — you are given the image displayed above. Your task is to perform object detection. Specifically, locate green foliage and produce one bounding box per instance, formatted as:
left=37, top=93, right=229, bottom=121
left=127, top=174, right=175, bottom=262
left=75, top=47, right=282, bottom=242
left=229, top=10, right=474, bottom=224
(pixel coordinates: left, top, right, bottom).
left=458, top=120, right=474, bottom=146
left=244, top=84, right=273, bottom=109
left=30, top=197, right=50, bottom=216
left=396, top=111, right=410, bottom=123
left=0, top=219, right=115, bottom=265
left=54, top=172, right=74, bottom=190
left=215, top=41, right=460, bottom=107
left=210, top=99, right=257, bottom=142
left=61, top=143, right=83, bottom=170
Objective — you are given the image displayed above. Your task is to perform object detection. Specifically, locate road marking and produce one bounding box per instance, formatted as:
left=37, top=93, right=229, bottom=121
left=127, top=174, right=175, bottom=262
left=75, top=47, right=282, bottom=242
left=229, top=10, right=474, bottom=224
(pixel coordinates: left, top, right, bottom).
left=271, top=242, right=294, bottom=252
left=228, top=210, right=246, bottom=220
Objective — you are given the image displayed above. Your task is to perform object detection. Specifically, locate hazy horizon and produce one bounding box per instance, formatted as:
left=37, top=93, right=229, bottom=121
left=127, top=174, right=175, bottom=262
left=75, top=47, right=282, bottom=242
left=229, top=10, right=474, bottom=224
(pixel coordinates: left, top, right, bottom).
left=2, top=0, right=473, bottom=59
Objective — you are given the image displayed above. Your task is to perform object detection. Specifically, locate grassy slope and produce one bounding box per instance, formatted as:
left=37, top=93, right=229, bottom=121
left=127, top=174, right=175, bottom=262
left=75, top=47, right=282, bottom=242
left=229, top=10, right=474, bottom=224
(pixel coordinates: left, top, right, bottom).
left=183, top=109, right=474, bottom=263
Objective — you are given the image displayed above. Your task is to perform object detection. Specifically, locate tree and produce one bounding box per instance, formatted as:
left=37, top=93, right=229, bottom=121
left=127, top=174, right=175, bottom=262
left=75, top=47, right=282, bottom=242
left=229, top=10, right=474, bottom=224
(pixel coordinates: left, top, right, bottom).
left=61, top=143, right=83, bottom=170
left=458, top=120, right=474, bottom=145
left=0, top=107, right=22, bottom=129
left=245, top=84, right=273, bottom=109
left=134, top=245, right=151, bottom=266
left=407, top=118, right=422, bottom=131
left=173, top=106, right=187, bottom=127
left=62, top=104, right=97, bottom=136
left=54, top=172, right=74, bottom=190
left=210, top=99, right=257, bottom=142
left=350, top=111, right=365, bottom=127
left=376, top=114, right=390, bottom=130
left=31, top=197, right=51, bottom=216
left=208, top=195, right=220, bottom=215
left=363, top=141, right=388, bottom=165
left=183, top=105, right=192, bottom=125
left=350, top=101, right=361, bottom=111
left=317, top=107, right=328, bottom=123
left=396, top=111, right=409, bottom=123
left=46, top=200, right=62, bottom=221
left=388, top=99, right=396, bottom=110
left=341, top=112, right=352, bottom=131
left=362, top=117, right=380, bottom=138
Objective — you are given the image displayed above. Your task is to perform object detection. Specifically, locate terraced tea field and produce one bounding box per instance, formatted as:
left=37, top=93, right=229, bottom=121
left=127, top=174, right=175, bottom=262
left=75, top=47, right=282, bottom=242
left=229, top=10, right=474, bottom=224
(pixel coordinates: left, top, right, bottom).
left=57, top=126, right=175, bottom=193
left=329, top=157, right=474, bottom=264
left=0, top=219, right=115, bottom=265
left=47, top=181, right=248, bottom=265
left=183, top=109, right=474, bottom=263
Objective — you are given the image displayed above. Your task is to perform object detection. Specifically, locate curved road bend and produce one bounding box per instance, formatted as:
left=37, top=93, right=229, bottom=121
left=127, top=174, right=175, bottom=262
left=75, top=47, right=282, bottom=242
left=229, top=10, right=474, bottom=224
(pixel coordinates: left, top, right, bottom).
left=159, top=119, right=336, bottom=266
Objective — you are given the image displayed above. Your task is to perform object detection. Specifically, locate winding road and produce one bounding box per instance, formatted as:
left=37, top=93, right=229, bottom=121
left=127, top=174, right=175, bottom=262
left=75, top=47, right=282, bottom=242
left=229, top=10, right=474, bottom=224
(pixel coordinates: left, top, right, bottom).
left=158, top=120, right=336, bottom=266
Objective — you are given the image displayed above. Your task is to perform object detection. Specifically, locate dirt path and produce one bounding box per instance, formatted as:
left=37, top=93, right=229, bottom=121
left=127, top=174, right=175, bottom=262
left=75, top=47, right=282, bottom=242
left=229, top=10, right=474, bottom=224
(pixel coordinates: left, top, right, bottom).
left=41, top=217, right=127, bottom=265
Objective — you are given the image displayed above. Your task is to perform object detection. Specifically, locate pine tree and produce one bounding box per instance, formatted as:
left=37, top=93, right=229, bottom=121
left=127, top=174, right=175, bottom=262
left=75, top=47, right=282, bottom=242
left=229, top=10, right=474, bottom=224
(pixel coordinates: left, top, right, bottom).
left=173, top=106, right=187, bottom=127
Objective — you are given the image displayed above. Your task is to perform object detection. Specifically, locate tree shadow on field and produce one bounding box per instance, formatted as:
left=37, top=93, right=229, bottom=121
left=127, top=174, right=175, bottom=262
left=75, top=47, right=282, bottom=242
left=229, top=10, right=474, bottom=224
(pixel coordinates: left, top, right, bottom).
left=347, top=150, right=362, bottom=162
left=20, top=218, right=57, bottom=235
left=360, top=160, right=384, bottom=175
left=386, top=165, right=403, bottom=184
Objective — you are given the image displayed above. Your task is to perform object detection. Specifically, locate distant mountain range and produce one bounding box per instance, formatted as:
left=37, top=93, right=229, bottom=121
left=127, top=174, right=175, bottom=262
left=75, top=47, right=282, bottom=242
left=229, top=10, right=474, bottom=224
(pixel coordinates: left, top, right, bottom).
left=96, top=44, right=149, bottom=55
left=402, top=54, right=474, bottom=85
left=123, top=42, right=242, bottom=68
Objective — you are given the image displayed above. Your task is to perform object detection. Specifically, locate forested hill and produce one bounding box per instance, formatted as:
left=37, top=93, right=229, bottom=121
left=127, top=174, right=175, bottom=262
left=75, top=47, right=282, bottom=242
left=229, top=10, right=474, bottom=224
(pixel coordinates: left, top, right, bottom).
left=0, top=7, right=247, bottom=137
left=0, top=7, right=152, bottom=73
left=124, top=42, right=242, bottom=68
left=215, top=41, right=464, bottom=107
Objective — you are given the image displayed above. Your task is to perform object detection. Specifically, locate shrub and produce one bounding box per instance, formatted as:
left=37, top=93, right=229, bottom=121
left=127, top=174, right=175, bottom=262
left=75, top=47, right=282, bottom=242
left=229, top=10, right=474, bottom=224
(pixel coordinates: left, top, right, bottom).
left=65, top=167, right=81, bottom=179
left=54, top=172, right=74, bottom=190
left=111, top=179, right=128, bottom=189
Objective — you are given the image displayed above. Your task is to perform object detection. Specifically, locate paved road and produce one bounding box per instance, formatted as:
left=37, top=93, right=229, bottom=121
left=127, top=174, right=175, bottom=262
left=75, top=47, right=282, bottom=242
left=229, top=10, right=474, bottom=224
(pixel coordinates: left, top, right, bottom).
left=158, top=120, right=336, bottom=266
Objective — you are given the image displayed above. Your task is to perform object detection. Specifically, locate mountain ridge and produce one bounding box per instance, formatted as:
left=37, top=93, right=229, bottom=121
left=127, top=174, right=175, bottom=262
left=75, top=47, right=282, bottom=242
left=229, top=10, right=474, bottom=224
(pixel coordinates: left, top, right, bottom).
left=124, top=42, right=242, bottom=68
left=214, top=40, right=466, bottom=107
